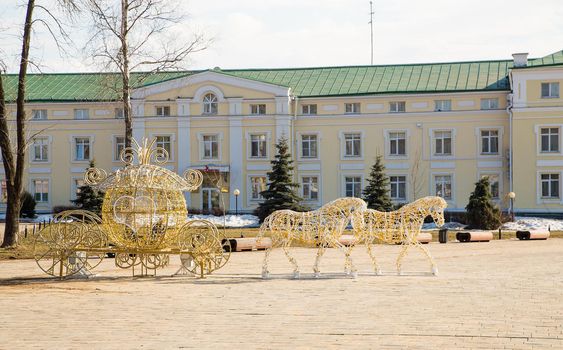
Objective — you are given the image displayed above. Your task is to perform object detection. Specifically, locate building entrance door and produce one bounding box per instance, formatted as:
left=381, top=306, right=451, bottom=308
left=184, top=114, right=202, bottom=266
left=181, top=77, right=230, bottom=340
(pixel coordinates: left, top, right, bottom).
left=202, top=188, right=221, bottom=214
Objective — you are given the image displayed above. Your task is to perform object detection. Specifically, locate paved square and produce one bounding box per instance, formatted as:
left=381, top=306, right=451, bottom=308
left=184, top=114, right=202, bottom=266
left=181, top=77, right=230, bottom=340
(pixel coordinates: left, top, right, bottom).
left=0, top=239, right=562, bottom=349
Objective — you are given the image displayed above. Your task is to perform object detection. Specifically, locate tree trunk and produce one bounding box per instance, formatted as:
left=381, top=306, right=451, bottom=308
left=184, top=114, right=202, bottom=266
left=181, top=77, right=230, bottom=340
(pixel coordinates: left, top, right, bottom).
left=0, top=73, right=19, bottom=247
left=1, top=0, right=35, bottom=247
left=121, top=0, right=133, bottom=148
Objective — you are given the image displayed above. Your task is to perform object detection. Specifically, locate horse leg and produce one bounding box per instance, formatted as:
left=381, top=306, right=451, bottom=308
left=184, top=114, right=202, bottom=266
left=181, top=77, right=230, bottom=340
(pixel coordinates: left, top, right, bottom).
left=343, top=244, right=355, bottom=276
left=261, top=230, right=277, bottom=279
left=366, top=239, right=382, bottom=275
left=415, top=242, right=438, bottom=276
left=281, top=240, right=300, bottom=279
left=313, top=245, right=327, bottom=278
left=261, top=246, right=272, bottom=279
left=396, top=244, right=409, bottom=275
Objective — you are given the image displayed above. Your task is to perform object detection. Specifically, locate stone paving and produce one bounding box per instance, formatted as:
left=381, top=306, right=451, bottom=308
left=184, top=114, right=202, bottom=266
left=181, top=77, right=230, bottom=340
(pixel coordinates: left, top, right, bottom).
left=0, top=239, right=562, bottom=349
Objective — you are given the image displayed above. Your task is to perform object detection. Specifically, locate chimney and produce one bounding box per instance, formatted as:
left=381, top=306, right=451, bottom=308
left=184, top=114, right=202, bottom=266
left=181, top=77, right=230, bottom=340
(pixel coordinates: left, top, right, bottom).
left=512, top=53, right=529, bottom=68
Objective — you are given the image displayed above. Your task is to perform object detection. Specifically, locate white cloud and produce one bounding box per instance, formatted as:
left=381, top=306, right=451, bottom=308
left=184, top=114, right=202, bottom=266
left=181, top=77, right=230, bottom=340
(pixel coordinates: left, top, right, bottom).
left=1, top=0, right=563, bottom=72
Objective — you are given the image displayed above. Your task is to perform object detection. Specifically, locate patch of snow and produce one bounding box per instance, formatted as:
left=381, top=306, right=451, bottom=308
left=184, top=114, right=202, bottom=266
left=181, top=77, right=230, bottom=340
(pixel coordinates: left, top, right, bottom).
left=0, top=213, right=54, bottom=223
left=423, top=221, right=466, bottom=230
left=187, top=214, right=259, bottom=228
left=34, top=214, right=54, bottom=223
left=502, top=216, right=563, bottom=231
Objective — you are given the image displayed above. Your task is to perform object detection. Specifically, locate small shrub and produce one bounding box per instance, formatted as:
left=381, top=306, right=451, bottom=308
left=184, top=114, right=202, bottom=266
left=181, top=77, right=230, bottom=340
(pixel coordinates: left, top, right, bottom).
left=211, top=207, right=225, bottom=216
left=187, top=207, right=202, bottom=215
left=71, top=161, right=104, bottom=215
left=20, top=191, right=36, bottom=218
left=52, top=205, right=79, bottom=214
left=465, top=177, right=501, bottom=230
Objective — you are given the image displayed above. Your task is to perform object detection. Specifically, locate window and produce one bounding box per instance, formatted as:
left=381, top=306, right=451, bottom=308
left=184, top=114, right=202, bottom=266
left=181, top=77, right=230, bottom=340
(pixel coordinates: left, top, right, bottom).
left=344, top=133, right=361, bottom=157
left=250, top=134, right=267, bottom=158
left=202, top=135, right=219, bottom=159
left=481, top=130, right=499, bottom=154
left=1, top=180, right=6, bottom=202
left=301, top=134, right=318, bottom=158
left=74, top=109, right=89, bottom=120
left=302, top=176, right=319, bottom=200
left=434, top=130, right=452, bottom=156
left=32, top=109, right=47, bottom=120
left=155, top=106, right=170, bottom=117
left=389, top=101, right=406, bottom=113
left=480, top=98, right=499, bottom=110
left=114, top=136, right=125, bottom=161
left=32, top=137, right=49, bottom=162
left=481, top=174, right=500, bottom=199
left=540, top=128, right=559, bottom=153
left=302, top=104, right=317, bottom=115
left=435, top=175, right=452, bottom=200
left=155, top=136, right=171, bottom=157
left=345, top=176, right=362, bottom=198
left=250, top=176, right=267, bottom=200
left=345, top=103, right=360, bottom=114
left=74, top=137, right=90, bottom=161
left=434, top=100, right=451, bottom=112
left=389, top=175, right=406, bottom=200
left=250, top=104, right=266, bottom=115
left=115, top=108, right=124, bottom=119
left=541, top=174, right=560, bottom=198
left=203, top=93, right=218, bottom=115
left=541, top=82, right=560, bottom=98
left=33, top=179, right=49, bottom=202
left=389, top=132, right=406, bottom=156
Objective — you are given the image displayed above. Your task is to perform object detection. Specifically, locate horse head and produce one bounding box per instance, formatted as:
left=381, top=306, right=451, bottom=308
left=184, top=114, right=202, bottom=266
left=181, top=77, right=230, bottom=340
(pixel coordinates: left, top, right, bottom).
left=423, top=196, right=447, bottom=228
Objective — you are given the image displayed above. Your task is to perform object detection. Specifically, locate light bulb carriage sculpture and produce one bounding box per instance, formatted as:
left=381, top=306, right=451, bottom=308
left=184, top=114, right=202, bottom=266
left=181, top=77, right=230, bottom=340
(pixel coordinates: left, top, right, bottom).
left=33, top=138, right=231, bottom=279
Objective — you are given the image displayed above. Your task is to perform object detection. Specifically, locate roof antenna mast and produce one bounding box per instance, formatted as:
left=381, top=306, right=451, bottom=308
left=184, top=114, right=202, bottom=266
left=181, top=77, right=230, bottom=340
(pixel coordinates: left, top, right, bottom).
left=369, top=1, right=375, bottom=65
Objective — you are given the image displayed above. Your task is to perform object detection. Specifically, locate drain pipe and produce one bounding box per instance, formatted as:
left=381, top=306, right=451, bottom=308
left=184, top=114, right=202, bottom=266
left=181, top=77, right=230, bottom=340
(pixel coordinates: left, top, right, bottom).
left=292, top=95, right=298, bottom=183
left=507, top=71, right=514, bottom=207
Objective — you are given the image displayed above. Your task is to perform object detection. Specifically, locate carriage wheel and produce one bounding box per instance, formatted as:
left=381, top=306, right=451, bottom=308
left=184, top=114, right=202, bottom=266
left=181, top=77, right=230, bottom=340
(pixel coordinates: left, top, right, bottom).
left=33, top=210, right=107, bottom=278
left=177, top=220, right=231, bottom=277
left=140, top=253, right=170, bottom=270
left=115, top=252, right=141, bottom=269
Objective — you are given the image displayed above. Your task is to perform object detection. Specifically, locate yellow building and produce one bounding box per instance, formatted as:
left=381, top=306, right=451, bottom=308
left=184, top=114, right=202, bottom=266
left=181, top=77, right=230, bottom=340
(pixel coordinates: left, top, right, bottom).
left=2, top=50, right=563, bottom=215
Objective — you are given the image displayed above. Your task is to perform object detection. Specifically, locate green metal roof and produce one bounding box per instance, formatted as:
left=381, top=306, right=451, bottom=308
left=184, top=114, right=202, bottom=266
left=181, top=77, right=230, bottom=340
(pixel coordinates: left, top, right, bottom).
left=225, top=60, right=514, bottom=97
left=527, top=50, right=563, bottom=67
left=2, top=71, right=191, bottom=102
left=3, top=56, right=548, bottom=102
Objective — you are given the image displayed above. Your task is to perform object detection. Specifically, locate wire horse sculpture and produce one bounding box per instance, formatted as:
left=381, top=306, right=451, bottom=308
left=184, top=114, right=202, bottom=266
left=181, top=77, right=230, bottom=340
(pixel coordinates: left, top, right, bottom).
left=350, top=196, right=447, bottom=275
left=33, top=138, right=230, bottom=279
left=258, top=197, right=367, bottom=279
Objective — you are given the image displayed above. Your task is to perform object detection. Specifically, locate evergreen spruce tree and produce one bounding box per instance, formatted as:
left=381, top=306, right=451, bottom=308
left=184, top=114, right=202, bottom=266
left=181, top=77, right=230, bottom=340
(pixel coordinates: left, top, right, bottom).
left=20, top=191, right=36, bottom=218
left=362, top=155, right=393, bottom=211
left=255, top=137, right=308, bottom=222
left=465, top=177, right=501, bottom=229
left=72, top=160, right=105, bottom=215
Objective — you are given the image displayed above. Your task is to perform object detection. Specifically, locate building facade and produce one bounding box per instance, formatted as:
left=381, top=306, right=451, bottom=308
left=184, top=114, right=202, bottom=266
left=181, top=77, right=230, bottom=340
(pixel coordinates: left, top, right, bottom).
left=2, top=50, right=563, bottom=215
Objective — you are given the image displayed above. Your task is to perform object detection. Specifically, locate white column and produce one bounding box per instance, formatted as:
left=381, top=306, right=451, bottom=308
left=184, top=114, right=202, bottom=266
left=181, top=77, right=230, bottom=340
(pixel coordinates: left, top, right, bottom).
left=227, top=97, right=243, bottom=116
left=275, top=96, right=292, bottom=149
left=131, top=99, right=145, bottom=141
left=177, top=98, right=192, bottom=117
left=229, top=116, right=243, bottom=212
left=275, top=96, right=291, bottom=115
left=177, top=98, right=192, bottom=206
left=275, top=115, right=292, bottom=140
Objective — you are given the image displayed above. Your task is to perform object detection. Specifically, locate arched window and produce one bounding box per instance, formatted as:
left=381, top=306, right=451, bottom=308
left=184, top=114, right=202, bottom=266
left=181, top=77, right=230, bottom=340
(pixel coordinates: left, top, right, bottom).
left=203, top=93, right=218, bottom=115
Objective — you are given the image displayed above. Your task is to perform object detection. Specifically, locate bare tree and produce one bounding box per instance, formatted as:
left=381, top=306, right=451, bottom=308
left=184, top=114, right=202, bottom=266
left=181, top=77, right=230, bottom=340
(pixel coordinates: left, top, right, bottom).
left=410, top=148, right=425, bottom=200
left=0, top=0, right=79, bottom=248
left=84, top=0, right=209, bottom=148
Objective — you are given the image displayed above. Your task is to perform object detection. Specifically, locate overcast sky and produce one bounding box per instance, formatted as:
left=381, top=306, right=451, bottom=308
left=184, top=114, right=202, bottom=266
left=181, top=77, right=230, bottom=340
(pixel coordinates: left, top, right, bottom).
left=1, top=0, right=563, bottom=73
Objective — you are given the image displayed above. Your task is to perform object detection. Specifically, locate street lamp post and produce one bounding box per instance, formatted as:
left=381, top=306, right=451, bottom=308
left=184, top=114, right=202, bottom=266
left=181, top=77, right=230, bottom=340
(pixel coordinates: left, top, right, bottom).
left=508, top=191, right=516, bottom=221
left=233, top=189, right=240, bottom=216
